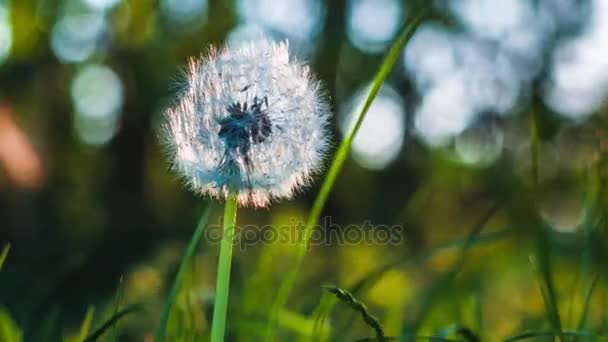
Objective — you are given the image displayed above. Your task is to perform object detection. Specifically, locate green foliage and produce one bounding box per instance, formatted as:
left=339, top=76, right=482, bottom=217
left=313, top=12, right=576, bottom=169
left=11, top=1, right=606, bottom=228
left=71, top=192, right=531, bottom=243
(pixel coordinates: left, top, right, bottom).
left=76, top=306, right=95, bottom=342
left=83, top=304, right=143, bottom=342
left=0, top=308, right=22, bottom=342
left=0, top=244, right=10, bottom=271
left=2, top=1, right=608, bottom=342
left=266, top=6, right=432, bottom=340
left=322, top=285, right=385, bottom=341
left=154, top=205, right=212, bottom=342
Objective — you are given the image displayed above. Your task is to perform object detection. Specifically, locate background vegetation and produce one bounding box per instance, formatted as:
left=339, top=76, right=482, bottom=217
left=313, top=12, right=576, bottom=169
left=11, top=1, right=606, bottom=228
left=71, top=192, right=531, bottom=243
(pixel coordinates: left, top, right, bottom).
left=1, top=0, right=608, bottom=340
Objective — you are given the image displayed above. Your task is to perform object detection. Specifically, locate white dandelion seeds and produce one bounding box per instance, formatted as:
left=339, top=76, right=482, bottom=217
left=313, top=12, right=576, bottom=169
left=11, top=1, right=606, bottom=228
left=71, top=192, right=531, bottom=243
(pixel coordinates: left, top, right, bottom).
left=162, top=39, right=332, bottom=207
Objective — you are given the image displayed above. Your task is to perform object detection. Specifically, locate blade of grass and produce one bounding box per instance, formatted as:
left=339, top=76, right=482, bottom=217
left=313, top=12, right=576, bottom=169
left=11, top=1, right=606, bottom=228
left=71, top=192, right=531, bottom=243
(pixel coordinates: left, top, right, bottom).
left=529, top=250, right=563, bottom=342
left=331, top=203, right=500, bottom=335
left=154, top=205, right=212, bottom=342
left=336, top=226, right=509, bottom=337
left=322, top=285, right=385, bottom=341
left=354, top=203, right=501, bottom=297
left=355, top=335, right=459, bottom=342
left=331, top=228, right=509, bottom=339
left=77, top=306, right=95, bottom=342
left=434, top=324, right=480, bottom=342
left=110, top=276, right=123, bottom=342
left=0, top=307, right=23, bottom=342
left=403, top=203, right=501, bottom=334
left=577, top=156, right=601, bottom=342
left=0, top=244, right=10, bottom=271
left=577, top=273, right=600, bottom=336
left=264, top=7, right=431, bottom=341
left=297, top=292, right=334, bottom=342
left=529, top=106, right=563, bottom=341
left=83, top=304, right=143, bottom=342
left=504, top=330, right=603, bottom=342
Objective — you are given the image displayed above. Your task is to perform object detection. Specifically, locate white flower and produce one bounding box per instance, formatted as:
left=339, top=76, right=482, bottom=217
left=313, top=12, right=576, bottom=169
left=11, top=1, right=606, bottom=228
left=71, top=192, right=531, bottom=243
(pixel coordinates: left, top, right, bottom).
left=162, top=39, right=332, bottom=207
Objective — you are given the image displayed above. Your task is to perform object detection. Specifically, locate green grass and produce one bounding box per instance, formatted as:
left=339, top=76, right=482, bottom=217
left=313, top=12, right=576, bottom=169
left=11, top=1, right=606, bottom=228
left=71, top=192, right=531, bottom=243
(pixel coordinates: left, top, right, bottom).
left=154, top=205, right=212, bottom=342
left=3, top=3, right=608, bottom=342
left=264, top=6, right=431, bottom=340
left=0, top=244, right=10, bottom=271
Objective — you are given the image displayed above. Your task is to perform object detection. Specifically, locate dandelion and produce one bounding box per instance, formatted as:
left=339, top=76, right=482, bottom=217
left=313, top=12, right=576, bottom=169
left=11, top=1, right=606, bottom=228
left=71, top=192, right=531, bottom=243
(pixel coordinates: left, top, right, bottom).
left=158, top=38, right=331, bottom=342
left=162, top=39, right=332, bottom=207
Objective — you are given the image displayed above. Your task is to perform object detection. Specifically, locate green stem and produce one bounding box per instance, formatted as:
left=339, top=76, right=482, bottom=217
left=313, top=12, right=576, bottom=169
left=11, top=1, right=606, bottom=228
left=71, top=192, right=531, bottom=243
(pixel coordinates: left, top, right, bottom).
left=210, top=192, right=238, bottom=342
left=264, top=7, right=430, bottom=341
left=529, top=108, right=562, bottom=342
left=154, top=206, right=211, bottom=342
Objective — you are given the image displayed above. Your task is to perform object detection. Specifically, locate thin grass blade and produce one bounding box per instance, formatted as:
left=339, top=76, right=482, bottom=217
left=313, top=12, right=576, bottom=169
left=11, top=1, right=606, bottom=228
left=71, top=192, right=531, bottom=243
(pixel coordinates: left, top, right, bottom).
left=83, top=304, right=143, bottom=342
left=0, top=244, right=10, bottom=271
left=577, top=273, right=600, bottom=336
left=110, top=276, right=124, bottom=342
left=154, top=205, right=212, bottom=342
left=264, top=7, right=431, bottom=340
left=76, top=306, right=95, bottom=342
left=504, top=330, right=602, bottom=342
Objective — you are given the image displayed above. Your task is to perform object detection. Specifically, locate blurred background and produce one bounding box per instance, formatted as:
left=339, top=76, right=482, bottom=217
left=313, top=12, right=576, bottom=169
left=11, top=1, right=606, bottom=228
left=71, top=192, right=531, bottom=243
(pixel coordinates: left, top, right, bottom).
left=1, top=0, right=608, bottom=340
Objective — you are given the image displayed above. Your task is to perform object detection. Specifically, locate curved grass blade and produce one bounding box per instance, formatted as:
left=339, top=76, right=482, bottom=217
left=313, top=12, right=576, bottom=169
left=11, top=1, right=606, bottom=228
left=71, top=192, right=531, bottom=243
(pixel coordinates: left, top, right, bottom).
left=530, top=231, right=563, bottom=341
left=76, top=306, right=95, bottom=342
left=154, top=205, right=212, bottom=342
left=330, top=203, right=502, bottom=335
left=402, top=203, right=502, bottom=333
left=577, top=273, right=600, bottom=338
left=353, top=203, right=502, bottom=298
left=529, top=102, right=563, bottom=341
left=504, top=330, right=605, bottom=342
left=264, top=7, right=431, bottom=340
left=322, top=285, right=385, bottom=341
left=355, top=335, right=459, bottom=342
left=297, top=292, right=334, bottom=342
left=83, top=304, right=143, bottom=342
left=110, top=277, right=124, bottom=342
left=0, top=307, right=23, bottom=342
left=0, top=244, right=10, bottom=271
left=434, top=324, right=480, bottom=342
left=330, top=228, right=510, bottom=339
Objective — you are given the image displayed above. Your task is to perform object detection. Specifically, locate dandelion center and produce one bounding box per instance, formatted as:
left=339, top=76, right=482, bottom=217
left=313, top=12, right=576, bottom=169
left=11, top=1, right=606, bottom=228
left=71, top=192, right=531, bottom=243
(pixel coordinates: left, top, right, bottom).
left=218, top=95, right=272, bottom=157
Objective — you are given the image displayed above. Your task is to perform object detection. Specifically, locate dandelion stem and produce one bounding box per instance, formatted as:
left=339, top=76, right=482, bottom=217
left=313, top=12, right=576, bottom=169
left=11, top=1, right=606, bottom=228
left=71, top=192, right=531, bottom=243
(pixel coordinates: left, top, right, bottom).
left=211, top=192, right=238, bottom=342
left=154, top=205, right=211, bottom=342
left=264, top=7, right=430, bottom=341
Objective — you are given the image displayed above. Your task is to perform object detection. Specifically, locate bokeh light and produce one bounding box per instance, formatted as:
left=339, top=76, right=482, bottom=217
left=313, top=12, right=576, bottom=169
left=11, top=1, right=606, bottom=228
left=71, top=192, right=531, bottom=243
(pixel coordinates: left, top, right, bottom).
left=0, top=1, right=12, bottom=65
left=540, top=189, right=585, bottom=233
left=226, top=23, right=268, bottom=47
left=83, top=0, right=121, bottom=11
left=0, top=107, right=44, bottom=190
left=446, top=0, right=534, bottom=41
left=405, top=1, right=583, bottom=148
left=406, top=29, right=525, bottom=147
left=454, top=121, right=504, bottom=167
left=70, top=64, right=124, bottom=145
left=403, top=23, right=459, bottom=91
left=543, top=0, right=608, bottom=120
left=346, top=0, right=405, bottom=53
left=160, top=0, right=207, bottom=28
left=236, top=0, right=326, bottom=43
left=413, top=75, right=477, bottom=146
left=340, top=85, right=405, bottom=170
left=50, top=12, right=107, bottom=63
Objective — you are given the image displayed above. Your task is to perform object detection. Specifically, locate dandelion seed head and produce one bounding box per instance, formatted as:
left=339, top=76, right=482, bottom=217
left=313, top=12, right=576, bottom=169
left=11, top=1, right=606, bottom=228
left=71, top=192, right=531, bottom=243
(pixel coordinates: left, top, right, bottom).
left=162, top=39, right=331, bottom=207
